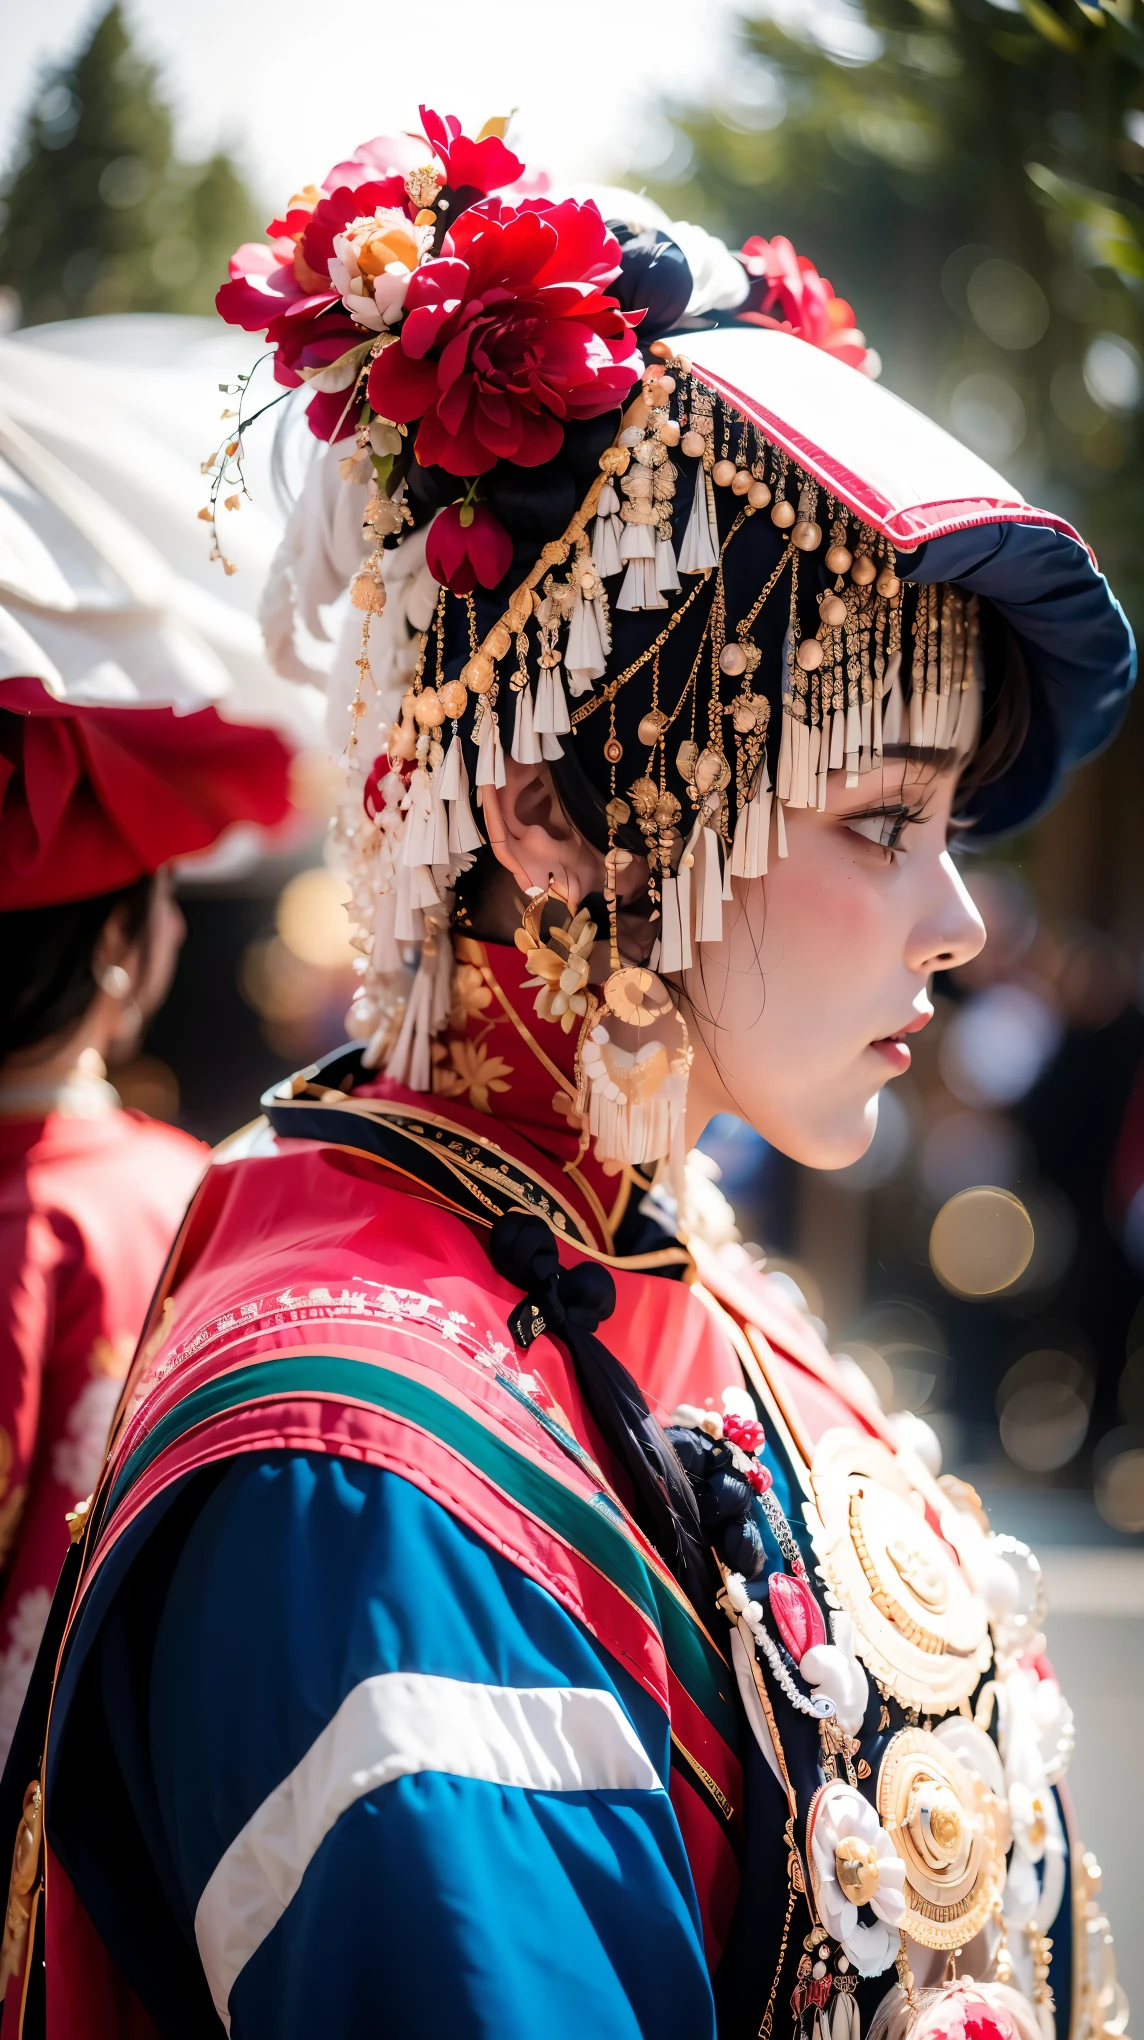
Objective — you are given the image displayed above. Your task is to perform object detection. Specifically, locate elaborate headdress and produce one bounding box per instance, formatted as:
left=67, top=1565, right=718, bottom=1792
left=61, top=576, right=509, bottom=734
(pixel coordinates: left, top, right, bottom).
left=210, top=106, right=1134, bottom=1194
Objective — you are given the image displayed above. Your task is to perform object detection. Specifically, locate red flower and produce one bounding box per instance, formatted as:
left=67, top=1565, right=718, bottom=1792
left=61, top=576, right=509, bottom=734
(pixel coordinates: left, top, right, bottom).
left=739, top=234, right=879, bottom=377
left=366, top=198, right=643, bottom=475
left=723, top=1410, right=766, bottom=1457
left=418, top=106, right=524, bottom=195
left=425, top=501, right=514, bottom=593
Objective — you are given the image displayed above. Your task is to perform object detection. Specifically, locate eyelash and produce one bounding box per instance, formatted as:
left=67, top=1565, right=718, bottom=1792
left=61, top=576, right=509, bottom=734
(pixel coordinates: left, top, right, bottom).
left=845, top=804, right=926, bottom=854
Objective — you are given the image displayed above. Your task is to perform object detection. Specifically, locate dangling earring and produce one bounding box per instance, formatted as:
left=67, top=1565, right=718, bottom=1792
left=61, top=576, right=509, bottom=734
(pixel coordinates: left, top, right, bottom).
left=579, top=720, right=692, bottom=1199
left=514, top=884, right=598, bottom=1035
left=97, top=964, right=132, bottom=1000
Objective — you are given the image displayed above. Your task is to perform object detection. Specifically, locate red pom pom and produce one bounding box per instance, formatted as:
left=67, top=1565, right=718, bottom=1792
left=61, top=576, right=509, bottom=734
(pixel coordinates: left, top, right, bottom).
left=723, top=1412, right=766, bottom=1457
left=768, top=1572, right=826, bottom=1661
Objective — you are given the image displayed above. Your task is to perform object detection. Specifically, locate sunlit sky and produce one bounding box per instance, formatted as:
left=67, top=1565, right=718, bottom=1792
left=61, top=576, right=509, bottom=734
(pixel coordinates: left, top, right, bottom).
left=3, top=0, right=742, bottom=204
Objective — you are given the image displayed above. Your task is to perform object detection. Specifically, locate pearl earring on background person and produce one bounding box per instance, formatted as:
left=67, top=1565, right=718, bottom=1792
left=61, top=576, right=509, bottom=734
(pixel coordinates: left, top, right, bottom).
left=98, top=964, right=132, bottom=1000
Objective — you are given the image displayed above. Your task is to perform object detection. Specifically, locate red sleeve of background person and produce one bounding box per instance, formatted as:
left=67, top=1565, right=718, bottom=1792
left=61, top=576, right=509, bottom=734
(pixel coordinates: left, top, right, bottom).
left=0, top=1113, right=207, bottom=1760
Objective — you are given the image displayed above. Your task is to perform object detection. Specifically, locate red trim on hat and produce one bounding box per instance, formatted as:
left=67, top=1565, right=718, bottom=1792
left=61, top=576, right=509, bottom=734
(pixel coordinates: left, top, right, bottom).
left=692, top=361, right=1089, bottom=556
left=0, top=677, right=295, bottom=909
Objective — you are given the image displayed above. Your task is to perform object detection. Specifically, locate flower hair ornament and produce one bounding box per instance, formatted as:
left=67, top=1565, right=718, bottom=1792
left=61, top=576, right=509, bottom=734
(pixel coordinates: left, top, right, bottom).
left=206, top=101, right=1130, bottom=1200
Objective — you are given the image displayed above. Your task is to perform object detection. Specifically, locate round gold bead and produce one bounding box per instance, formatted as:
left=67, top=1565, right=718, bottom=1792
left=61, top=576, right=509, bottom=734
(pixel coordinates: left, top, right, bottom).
left=438, top=679, right=468, bottom=719
left=747, top=479, right=772, bottom=510
left=462, top=654, right=495, bottom=694
left=657, top=417, right=681, bottom=447
left=731, top=467, right=753, bottom=496
left=796, top=638, right=825, bottom=672
left=694, top=747, right=731, bottom=794
left=680, top=430, right=705, bottom=459
left=718, top=642, right=748, bottom=677
left=712, top=458, right=737, bottom=488
left=771, top=500, right=797, bottom=529
left=819, top=592, right=847, bottom=628
left=792, top=519, right=822, bottom=551
left=834, top=1837, right=881, bottom=1908
left=851, top=554, right=877, bottom=586
left=876, top=569, right=901, bottom=599
left=825, top=543, right=853, bottom=574
left=413, top=687, right=445, bottom=728
left=388, top=719, right=417, bottom=764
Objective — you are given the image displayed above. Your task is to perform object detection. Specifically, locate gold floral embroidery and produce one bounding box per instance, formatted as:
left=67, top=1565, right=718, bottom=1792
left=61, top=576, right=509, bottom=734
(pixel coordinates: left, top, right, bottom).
left=432, top=1039, right=513, bottom=1115
left=449, top=962, right=492, bottom=1028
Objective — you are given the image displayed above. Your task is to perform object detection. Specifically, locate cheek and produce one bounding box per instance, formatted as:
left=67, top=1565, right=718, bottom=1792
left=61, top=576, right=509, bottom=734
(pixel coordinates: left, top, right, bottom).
left=752, top=844, right=890, bottom=1052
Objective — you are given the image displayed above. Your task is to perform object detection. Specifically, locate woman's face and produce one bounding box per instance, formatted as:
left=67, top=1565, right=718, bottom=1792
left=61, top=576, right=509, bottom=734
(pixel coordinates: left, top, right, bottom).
left=681, top=760, right=986, bottom=1167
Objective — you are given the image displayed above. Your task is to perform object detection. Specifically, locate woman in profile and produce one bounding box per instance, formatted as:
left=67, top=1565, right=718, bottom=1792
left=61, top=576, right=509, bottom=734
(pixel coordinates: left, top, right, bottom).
left=0, top=683, right=293, bottom=1763
left=0, top=111, right=1132, bottom=2040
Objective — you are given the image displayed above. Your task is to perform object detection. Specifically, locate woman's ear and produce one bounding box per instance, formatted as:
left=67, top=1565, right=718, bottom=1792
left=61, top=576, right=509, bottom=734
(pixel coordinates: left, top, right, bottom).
left=480, top=756, right=605, bottom=909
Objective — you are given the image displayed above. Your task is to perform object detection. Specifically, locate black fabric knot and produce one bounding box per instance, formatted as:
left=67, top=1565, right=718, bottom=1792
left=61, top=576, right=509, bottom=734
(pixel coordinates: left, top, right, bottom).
left=665, top=1426, right=767, bottom=1580
left=486, top=1210, right=714, bottom=1613
left=490, top=1212, right=616, bottom=1349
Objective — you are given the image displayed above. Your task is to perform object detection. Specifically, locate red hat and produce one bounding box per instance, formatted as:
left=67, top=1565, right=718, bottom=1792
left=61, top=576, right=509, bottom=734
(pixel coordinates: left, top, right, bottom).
left=0, top=675, right=294, bottom=911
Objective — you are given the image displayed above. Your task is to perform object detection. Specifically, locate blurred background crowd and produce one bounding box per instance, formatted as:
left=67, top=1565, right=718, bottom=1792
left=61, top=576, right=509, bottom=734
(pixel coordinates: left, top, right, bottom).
left=3, top=0, right=1143, bottom=1542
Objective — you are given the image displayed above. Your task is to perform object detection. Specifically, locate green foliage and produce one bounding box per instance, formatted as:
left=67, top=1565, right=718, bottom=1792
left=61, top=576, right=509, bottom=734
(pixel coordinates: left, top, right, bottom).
left=643, top=0, right=1144, bottom=606
left=0, top=4, right=261, bottom=325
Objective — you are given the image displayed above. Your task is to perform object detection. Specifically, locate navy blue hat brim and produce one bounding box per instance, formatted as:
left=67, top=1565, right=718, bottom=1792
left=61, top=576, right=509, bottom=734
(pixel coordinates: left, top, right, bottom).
left=899, top=521, right=1136, bottom=840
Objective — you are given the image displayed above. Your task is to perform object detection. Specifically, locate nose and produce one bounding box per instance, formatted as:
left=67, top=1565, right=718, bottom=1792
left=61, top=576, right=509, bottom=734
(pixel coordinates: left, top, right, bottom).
left=905, top=849, right=987, bottom=975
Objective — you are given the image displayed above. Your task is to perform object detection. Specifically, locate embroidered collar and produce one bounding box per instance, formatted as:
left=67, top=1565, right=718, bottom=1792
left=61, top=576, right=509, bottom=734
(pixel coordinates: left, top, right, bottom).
left=270, top=939, right=687, bottom=1268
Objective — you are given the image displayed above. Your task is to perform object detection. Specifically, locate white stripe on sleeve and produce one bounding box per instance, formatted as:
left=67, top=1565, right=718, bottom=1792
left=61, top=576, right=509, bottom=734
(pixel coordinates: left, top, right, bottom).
left=194, top=1671, right=662, bottom=2028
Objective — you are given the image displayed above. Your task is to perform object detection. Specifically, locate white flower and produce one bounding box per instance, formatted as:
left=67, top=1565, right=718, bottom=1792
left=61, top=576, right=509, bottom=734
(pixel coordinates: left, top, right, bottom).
left=800, top=1613, right=869, bottom=1736
left=329, top=210, right=434, bottom=331
left=808, top=1780, right=905, bottom=1976
left=0, top=1588, right=51, bottom=1767
left=51, top=1374, right=122, bottom=1500
left=720, top=1570, right=750, bottom=1617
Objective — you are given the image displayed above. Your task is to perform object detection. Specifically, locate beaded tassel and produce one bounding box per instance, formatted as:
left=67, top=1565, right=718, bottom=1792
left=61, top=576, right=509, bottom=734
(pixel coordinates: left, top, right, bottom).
left=439, top=733, right=483, bottom=857
left=678, top=459, right=719, bottom=574
left=590, top=479, right=624, bottom=578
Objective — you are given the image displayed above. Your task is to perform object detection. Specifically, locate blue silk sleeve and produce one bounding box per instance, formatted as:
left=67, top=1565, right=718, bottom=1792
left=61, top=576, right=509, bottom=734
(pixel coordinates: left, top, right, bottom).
left=145, top=1450, right=716, bottom=2040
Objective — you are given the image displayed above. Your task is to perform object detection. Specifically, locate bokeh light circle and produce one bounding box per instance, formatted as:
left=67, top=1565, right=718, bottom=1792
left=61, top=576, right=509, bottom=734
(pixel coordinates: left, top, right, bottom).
left=929, top=1187, right=1034, bottom=1297
left=276, top=868, right=355, bottom=969
left=1096, top=1448, right=1144, bottom=1535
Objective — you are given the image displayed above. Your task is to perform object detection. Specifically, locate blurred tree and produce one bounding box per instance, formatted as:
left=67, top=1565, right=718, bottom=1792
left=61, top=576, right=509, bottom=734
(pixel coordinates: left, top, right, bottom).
left=643, top=0, right=1144, bottom=607
left=0, top=3, right=259, bottom=326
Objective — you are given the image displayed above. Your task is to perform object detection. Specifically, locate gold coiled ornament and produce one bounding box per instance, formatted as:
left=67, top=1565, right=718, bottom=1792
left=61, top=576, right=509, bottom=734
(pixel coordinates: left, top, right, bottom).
left=806, top=1431, right=994, bottom=1715
left=876, top=1727, right=1006, bottom=1952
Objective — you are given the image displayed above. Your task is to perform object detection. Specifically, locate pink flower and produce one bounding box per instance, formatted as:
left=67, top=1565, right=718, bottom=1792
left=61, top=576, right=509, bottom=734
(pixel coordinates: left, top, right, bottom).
left=418, top=106, right=524, bottom=195
left=739, top=234, right=879, bottom=377
left=367, top=198, right=643, bottom=475
left=425, top=501, right=514, bottom=593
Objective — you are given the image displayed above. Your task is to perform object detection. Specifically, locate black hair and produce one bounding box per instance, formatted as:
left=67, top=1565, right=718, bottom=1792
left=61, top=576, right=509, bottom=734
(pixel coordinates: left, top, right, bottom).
left=1, top=876, right=154, bottom=1065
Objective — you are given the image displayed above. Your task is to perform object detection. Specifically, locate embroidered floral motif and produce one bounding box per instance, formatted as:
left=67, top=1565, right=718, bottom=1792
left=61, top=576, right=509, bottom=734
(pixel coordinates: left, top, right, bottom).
left=51, top=1376, right=123, bottom=1502
left=0, top=1588, right=52, bottom=1768
left=432, top=1038, right=513, bottom=1114
left=450, top=962, right=492, bottom=1026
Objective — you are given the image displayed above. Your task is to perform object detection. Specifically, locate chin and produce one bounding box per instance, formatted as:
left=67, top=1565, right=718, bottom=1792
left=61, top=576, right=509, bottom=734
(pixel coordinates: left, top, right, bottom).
left=780, top=1092, right=881, bottom=1172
